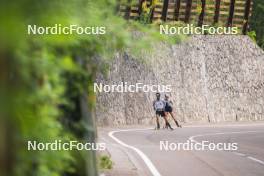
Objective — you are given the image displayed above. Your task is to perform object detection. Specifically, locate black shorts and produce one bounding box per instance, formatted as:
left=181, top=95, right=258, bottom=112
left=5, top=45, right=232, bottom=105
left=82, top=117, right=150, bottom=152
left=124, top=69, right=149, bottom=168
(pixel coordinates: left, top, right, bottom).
left=156, top=111, right=165, bottom=117
left=165, top=106, right=172, bottom=113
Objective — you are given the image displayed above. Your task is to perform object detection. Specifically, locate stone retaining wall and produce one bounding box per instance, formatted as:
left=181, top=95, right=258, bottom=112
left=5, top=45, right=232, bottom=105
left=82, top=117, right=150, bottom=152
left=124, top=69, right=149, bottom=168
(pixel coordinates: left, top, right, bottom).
left=96, top=35, right=264, bottom=126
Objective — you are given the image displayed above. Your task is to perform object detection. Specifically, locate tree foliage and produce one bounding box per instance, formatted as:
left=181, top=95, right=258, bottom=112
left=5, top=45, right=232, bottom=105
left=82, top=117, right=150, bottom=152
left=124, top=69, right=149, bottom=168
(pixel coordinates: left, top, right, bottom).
left=0, top=0, right=180, bottom=176
left=250, top=0, right=264, bottom=48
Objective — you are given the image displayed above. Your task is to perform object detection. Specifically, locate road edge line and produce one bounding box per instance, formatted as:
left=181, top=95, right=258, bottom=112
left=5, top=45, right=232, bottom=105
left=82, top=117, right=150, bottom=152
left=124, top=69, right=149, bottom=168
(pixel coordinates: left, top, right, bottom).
left=189, top=130, right=264, bottom=166
left=108, top=129, right=162, bottom=176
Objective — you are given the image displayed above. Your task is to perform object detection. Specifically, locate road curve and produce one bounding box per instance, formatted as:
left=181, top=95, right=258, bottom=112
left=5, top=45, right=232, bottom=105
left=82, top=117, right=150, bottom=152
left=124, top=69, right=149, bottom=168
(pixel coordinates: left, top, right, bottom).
left=107, top=124, right=264, bottom=176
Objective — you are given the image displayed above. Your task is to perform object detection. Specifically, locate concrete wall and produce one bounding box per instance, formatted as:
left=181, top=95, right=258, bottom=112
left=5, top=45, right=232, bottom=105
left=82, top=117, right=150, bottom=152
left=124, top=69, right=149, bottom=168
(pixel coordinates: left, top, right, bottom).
left=95, top=35, right=264, bottom=126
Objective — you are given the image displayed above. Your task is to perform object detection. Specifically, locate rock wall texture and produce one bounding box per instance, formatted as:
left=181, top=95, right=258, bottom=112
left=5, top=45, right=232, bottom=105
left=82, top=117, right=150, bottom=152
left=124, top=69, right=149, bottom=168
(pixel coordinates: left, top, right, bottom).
left=95, top=35, right=264, bottom=126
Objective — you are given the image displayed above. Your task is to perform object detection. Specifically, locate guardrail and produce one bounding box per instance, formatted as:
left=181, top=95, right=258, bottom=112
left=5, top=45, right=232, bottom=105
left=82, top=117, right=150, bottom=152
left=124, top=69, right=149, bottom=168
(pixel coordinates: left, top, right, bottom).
left=118, top=0, right=253, bottom=34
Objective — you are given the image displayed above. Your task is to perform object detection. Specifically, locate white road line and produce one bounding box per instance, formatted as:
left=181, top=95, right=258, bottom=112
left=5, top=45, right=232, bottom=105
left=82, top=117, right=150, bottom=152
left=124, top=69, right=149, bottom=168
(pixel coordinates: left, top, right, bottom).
left=189, top=130, right=261, bottom=143
left=247, top=156, right=264, bottom=165
left=233, top=152, right=246, bottom=157
left=184, top=123, right=264, bottom=128
left=108, top=129, right=161, bottom=176
left=189, top=131, right=264, bottom=166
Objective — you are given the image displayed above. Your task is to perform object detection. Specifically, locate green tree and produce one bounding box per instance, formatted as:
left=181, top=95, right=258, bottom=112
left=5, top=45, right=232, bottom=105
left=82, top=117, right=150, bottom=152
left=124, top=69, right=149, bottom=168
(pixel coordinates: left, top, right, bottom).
left=0, top=0, right=179, bottom=176
left=250, top=0, right=264, bottom=48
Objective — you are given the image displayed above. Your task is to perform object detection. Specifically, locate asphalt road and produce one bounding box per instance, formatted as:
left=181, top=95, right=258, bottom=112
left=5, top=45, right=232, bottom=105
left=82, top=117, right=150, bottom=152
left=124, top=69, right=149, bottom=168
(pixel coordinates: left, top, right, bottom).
left=102, top=123, right=264, bottom=176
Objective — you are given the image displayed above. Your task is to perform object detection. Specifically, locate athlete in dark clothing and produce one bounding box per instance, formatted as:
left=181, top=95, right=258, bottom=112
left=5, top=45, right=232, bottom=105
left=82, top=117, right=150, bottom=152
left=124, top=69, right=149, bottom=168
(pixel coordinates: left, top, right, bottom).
left=153, top=93, right=173, bottom=130
left=164, top=94, right=182, bottom=128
